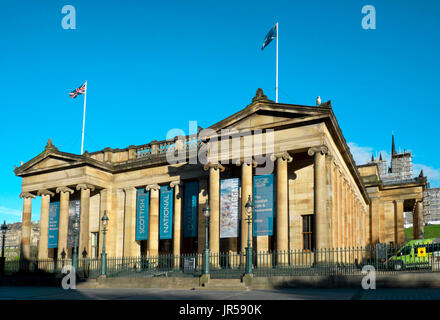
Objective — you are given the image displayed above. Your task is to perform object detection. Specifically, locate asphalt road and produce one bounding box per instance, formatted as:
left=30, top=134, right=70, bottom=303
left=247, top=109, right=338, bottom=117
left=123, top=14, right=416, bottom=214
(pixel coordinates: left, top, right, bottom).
left=0, top=286, right=440, bottom=300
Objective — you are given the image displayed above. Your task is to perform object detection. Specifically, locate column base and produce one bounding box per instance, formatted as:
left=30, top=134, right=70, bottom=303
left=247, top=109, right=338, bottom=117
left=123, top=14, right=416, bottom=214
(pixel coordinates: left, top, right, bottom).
left=199, top=274, right=210, bottom=287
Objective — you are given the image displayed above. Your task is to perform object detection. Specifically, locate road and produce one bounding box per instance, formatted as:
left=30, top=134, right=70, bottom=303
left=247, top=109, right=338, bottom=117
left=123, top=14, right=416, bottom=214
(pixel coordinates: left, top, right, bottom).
left=0, top=286, right=440, bottom=300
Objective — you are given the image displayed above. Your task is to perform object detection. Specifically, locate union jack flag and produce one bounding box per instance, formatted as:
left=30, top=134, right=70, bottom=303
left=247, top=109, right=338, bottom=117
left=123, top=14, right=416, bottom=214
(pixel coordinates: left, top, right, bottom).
left=69, top=82, right=86, bottom=98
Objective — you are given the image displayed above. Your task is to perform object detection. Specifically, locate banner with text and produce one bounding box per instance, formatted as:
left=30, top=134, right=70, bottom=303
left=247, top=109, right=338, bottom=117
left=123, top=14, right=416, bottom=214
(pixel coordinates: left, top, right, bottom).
left=48, top=202, right=60, bottom=248
left=67, top=199, right=81, bottom=248
left=136, top=188, right=149, bottom=240
left=183, top=181, right=198, bottom=238
left=253, top=174, right=274, bottom=236
left=220, top=178, right=240, bottom=238
left=160, top=186, right=173, bottom=239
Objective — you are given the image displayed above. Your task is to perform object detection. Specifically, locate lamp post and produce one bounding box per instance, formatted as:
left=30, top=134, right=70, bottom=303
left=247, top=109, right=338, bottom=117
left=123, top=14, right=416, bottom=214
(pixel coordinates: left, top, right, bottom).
left=72, top=214, right=80, bottom=272
left=0, top=221, right=7, bottom=275
left=202, top=201, right=210, bottom=275
left=100, top=210, right=109, bottom=276
left=1, top=221, right=7, bottom=258
left=244, top=195, right=253, bottom=275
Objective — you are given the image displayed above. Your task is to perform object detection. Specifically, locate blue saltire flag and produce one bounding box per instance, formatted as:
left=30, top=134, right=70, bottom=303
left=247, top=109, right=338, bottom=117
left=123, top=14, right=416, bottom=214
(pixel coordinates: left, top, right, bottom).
left=261, top=24, right=277, bottom=50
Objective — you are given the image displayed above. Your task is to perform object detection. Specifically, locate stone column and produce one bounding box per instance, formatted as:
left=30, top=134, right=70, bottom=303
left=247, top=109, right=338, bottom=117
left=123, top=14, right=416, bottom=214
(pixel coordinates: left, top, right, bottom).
left=76, top=184, right=95, bottom=258
left=170, top=181, right=182, bottom=266
left=240, top=160, right=253, bottom=254
left=378, top=201, right=385, bottom=243
left=146, top=184, right=160, bottom=257
left=413, top=200, right=424, bottom=240
left=37, top=190, right=54, bottom=260
left=56, top=187, right=73, bottom=259
left=308, top=146, right=329, bottom=249
left=394, top=200, right=404, bottom=245
left=370, top=197, right=380, bottom=245
left=203, top=163, right=224, bottom=258
left=197, top=179, right=208, bottom=254
left=99, top=188, right=113, bottom=256
left=124, top=187, right=139, bottom=257
left=276, top=152, right=292, bottom=263
left=19, top=192, right=36, bottom=260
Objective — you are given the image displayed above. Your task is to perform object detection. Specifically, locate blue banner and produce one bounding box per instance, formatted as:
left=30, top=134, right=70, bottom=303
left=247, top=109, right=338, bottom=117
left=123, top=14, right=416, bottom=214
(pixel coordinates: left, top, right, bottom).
left=220, top=178, right=240, bottom=238
left=48, top=202, right=60, bottom=248
left=160, top=186, right=173, bottom=239
left=136, top=188, right=149, bottom=240
left=183, top=181, right=198, bottom=238
left=253, top=174, right=274, bottom=236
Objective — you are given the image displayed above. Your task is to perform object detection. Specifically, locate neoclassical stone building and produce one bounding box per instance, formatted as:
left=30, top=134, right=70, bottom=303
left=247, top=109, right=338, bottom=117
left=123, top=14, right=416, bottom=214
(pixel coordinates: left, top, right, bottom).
left=14, top=89, right=426, bottom=261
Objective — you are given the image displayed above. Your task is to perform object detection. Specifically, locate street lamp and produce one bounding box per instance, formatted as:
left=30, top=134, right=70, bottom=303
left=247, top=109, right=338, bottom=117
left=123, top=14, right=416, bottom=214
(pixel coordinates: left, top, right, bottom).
left=244, top=195, right=253, bottom=275
left=1, top=221, right=7, bottom=258
left=72, top=214, right=80, bottom=272
left=101, top=210, right=109, bottom=276
left=202, top=201, right=210, bottom=275
left=0, top=221, right=7, bottom=275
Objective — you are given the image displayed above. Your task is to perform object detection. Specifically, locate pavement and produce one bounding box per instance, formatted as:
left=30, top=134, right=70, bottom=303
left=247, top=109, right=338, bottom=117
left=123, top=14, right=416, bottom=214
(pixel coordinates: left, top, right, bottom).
left=0, top=286, right=440, bottom=300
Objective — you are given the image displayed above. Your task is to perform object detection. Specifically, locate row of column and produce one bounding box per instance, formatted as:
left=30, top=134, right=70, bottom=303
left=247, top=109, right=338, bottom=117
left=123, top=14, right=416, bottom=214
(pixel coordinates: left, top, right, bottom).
left=371, top=197, right=422, bottom=246
left=20, top=145, right=375, bottom=260
left=20, top=184, right=95, bottom=260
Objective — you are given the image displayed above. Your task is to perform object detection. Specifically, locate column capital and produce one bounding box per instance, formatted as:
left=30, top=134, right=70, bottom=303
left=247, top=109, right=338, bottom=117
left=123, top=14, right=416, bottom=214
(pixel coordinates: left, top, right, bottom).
left=76, top=183, right=95, bottom=192
left=37, top=189, right=55, bottom=197
left=235, top=158, right=258, bottom=168
left=393, top=199, right=404, bottom=205
left=203, top=162, right=225, bottom=172
left=146, top=184, right=160, bottom=191
left=56, top=186, right=74, bottom=194
left=19, top=192, right=36, bottom=199
left=170, top=180, right=182, bottom=188
left=307, top=145, right=329, bottom=156
left=270, top=151, right=293, bottom=163
left=123, top=186, right=137, bottom=193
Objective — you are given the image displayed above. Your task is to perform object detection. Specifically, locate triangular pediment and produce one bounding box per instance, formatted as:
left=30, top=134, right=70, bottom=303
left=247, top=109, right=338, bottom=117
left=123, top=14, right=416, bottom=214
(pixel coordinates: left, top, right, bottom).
left=209, top=101, right=331, bottom=132
left=14, top=144, right=86, bottom=176
left=32, top=156, right=76, bottom=170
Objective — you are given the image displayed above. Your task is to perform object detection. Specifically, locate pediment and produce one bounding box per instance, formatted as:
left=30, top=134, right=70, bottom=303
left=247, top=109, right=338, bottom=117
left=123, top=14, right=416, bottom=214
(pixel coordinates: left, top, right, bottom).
left=32, top=156, right=76, bottom=170
left=209, top=102, right=331, bottom=132
left=15, top=151, right=85, bottom=176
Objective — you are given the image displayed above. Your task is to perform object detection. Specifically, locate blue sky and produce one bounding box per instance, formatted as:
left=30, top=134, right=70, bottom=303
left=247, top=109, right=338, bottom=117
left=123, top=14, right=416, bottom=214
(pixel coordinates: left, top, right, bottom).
left=0, top=0, right=439, bottom=223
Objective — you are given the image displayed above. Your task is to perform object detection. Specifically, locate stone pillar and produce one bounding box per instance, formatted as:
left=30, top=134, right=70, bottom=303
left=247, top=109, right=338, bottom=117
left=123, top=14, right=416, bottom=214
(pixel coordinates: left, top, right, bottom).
left=37, top=190, right=54, bottom=260
left=370, top=197, right=380, bottom=245
left=413, top=200, right=424, bottom=240
left=170, top=181, right=182, bottom=266
left=203, top=163, right=224, bottom=258
left=197, top=179, right=208, bottom=254
left=123, top=187, right=139, bottom=257
left=394, top=200, right=404, bottom=245
left=114, top=189, right=125, bottom=257
left=56, top=187, right=74, bottom=259
left=276, top=152, right=292, bottom=262
left=99, top=188, right=113, bottom=256
left=308, top=146, right=329, bottom=249
left=76, top=184, right=95, bottom=258
left=379, top=201, right=385, bottom=243
left=146, top=184, right=160, bottom=257
left=19, top=192, right=36, bottom=260
left=240, top=160, right=253, bottom=254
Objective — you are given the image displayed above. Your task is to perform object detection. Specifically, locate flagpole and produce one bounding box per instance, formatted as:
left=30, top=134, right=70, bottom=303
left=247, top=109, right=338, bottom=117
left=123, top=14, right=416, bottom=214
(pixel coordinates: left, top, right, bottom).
left=80, top=80, right=87, bottom=155
left=276, top=22, right=278, bottom=103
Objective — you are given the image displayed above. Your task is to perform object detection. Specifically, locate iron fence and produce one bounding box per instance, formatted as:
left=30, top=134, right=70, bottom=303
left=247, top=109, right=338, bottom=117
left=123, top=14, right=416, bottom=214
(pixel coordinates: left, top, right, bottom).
left=3, top=244, right=440, bottom=279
